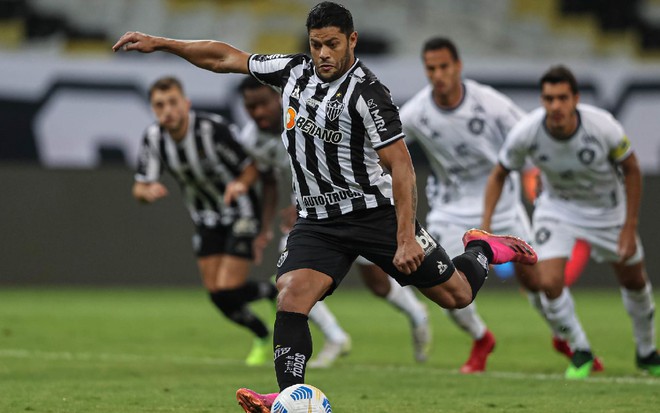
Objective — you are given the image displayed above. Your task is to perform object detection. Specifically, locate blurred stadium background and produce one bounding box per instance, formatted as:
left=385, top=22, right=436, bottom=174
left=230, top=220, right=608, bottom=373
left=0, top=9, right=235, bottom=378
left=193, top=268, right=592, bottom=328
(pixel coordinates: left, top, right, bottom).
left=1, top=0, right=660, bottom=287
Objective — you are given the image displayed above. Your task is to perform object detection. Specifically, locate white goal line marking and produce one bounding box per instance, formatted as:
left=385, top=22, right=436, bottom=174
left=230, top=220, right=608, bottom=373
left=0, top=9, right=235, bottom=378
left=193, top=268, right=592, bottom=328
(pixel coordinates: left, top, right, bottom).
left=1, top=348, right=658, bottom=386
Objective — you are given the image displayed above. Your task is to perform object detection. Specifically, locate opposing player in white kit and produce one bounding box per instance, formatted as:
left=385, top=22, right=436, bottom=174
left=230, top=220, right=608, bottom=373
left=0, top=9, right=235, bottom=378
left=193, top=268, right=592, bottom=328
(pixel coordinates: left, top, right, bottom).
left=483, top=65, right=660, bottom=378
left=399, top=37, right=551, bottom=373
left=238, top=76, right=431, bottom=367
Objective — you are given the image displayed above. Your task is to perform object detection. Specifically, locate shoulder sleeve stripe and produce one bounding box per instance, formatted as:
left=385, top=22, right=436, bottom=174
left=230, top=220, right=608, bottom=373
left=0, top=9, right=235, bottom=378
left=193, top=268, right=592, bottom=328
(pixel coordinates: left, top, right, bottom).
left=373, top=132, right=405, bottom=149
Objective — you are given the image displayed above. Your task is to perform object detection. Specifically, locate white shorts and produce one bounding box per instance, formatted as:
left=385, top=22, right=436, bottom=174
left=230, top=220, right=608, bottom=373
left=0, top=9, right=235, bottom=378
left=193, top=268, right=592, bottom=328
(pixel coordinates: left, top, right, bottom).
left=427, top=205, right=533, bottom=259
left=533, top=217, right=644, bottom=264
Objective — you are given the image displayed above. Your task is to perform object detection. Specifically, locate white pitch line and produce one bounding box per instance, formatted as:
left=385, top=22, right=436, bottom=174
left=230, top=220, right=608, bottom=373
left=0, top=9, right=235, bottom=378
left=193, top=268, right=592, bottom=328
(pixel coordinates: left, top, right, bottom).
left=1, top=348, right=658, bottom=386
left=351, top=363, right=660, bottom=386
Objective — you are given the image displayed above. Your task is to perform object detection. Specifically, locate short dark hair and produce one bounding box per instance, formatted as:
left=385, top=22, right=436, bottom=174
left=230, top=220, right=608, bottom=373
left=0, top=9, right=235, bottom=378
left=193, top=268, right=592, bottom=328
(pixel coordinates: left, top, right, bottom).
left=238, top=76, right=264, bottom=93
left=422, top=37, right=460, bottom=61
left=149, top=76, right=184, bottom=100
left=306, top=2, right=354, bottom=35
left=540, top=65, right=579, bottom=94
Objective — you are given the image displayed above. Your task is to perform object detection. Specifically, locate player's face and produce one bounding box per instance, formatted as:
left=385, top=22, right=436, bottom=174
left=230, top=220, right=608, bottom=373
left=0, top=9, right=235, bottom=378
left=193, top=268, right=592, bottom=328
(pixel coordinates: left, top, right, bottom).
left=243, top=86, right=283, bottom=135
left=423, top=48, right=462, bottom=103
left=541, top=82, right=580, bottom=136
left=150, top=87, right=191, bottom=135
left=309, top=27, right=357, bottom=82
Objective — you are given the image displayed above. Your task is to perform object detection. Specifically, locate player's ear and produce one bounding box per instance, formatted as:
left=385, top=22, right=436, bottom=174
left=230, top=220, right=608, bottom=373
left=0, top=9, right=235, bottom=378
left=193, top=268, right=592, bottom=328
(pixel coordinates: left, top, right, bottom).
left=349, top=31, right=358, bottom=51
left=185, top=97, right=192, bottom=110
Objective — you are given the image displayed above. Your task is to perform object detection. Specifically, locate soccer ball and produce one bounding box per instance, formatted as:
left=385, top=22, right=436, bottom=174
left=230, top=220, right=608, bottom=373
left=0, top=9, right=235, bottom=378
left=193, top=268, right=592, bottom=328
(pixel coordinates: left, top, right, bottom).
left=271, top=384, right=332, bottom=413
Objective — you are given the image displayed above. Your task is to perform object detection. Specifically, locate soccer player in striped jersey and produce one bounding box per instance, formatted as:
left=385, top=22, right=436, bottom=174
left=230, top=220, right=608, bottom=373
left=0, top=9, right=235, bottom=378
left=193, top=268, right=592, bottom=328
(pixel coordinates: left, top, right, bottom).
left=238, top=76, right=431, bottom=367
left=483, top=65, right=659, bottom=379
left=398, top=37, right=601, bottom=374
left=113, top=3, right=537, bottom=411
left=133, top=76, right=278, bottom=367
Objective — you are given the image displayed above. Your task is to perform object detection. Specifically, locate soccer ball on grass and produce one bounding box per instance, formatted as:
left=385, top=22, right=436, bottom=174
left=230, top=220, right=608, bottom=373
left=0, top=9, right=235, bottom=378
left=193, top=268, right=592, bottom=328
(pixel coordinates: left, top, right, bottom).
left=271, top=384, right=332, bottom=413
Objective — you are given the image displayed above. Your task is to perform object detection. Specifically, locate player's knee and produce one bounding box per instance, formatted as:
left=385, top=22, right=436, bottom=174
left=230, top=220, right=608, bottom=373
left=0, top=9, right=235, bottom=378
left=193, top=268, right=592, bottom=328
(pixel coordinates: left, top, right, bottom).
left=208, top=289, right=243, bottom=316
left=276, top=272, right=332, bottom=313
left=451, top=288, right=473, bottom=309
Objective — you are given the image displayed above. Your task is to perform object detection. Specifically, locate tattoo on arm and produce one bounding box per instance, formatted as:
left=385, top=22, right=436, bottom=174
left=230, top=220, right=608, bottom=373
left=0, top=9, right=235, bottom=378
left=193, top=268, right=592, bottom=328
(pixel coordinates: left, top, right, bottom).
left=411, top=185, right=417, bottom=225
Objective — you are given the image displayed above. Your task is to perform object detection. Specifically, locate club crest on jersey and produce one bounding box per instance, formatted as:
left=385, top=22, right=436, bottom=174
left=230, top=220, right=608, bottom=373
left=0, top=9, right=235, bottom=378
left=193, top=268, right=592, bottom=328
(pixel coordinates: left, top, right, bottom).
left=468, top=117, right=485, bottom=135
left=326, top=99, right=344, bottom=121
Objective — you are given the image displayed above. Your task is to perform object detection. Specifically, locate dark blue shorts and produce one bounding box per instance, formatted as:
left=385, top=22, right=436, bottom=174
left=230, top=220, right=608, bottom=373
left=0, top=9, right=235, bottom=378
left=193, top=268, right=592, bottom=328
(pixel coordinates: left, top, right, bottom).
left=276, top=205, right=455, bottom=296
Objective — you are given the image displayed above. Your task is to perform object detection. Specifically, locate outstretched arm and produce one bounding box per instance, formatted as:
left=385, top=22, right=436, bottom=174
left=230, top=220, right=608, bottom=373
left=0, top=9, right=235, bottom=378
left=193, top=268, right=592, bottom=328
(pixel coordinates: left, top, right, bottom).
left=378, top=139, right=423, bottom=275
left=112, top=31, right=250, bottom=74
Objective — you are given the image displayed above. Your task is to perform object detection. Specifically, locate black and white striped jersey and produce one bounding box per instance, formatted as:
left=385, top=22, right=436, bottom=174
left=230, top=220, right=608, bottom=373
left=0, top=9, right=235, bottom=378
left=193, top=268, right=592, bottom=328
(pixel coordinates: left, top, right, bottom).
left=248, top=53, right=404, bottom=220
left=135, top=111, right=260, bottom=228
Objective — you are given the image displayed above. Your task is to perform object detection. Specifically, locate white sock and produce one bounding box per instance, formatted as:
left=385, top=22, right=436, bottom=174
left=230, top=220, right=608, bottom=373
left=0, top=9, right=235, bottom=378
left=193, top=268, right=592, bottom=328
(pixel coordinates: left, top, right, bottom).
left=447, top=303, right=487, bottom=340
left=621, top=283, right=656, bottom=357
left=386, top=278, right=428, bottom=327
left=527, top=291, right=562, bottom=337
left=308, top=301, right=348, bottom=344
left=545, top=288, right=591, bottom=351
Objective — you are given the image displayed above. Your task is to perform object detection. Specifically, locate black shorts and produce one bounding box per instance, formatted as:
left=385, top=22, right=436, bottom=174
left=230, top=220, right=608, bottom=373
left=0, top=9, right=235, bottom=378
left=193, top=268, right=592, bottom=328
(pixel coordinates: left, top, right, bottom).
left=192, top=218, right=257, bottom=259
left=276, top=205, right=455, bottom=296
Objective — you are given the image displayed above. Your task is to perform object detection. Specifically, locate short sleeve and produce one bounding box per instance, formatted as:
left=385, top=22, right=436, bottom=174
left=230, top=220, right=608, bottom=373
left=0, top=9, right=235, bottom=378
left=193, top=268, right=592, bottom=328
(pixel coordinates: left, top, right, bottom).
left=248, top=53, right=305, bottom=91
left=498, top=121, right=530, bottom=171
left=355, top=81, right=404, bottom=149
left=604, top=116, right=632, bottom=162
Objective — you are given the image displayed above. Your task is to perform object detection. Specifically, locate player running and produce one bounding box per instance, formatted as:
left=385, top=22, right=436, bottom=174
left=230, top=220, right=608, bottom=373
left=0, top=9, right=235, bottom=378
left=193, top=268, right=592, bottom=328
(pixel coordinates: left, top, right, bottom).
left=483, top=65, right=659, bottom=379
left=133, top=76, right=277, bottom=367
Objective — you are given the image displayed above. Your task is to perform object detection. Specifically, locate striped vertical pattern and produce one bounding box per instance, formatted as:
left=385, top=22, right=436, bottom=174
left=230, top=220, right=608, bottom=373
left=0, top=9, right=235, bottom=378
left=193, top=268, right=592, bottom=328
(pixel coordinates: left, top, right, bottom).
left=249, top=53, right=403, bottom=219
left=134, top=111, right=259, bottom=227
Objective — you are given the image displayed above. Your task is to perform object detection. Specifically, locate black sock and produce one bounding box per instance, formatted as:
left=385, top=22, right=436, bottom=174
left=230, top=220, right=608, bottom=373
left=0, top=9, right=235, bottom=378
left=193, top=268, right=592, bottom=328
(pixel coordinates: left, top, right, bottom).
left=234, top=280, right=278, bottom=303
left=452, top=249, right=490, bottom=301
left=209, top=290, right=269, bottom=338
left=465, top=239, right=493, bottom=262
left=273, top=311, right=312, bottom=391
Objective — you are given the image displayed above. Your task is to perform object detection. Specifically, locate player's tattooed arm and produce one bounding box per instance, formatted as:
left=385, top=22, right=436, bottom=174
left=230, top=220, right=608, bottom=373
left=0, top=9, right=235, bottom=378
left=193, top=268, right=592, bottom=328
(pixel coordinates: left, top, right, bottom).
left=377, top=139, right=423, bottom=274
left=410, top=184, right=417, bottom=226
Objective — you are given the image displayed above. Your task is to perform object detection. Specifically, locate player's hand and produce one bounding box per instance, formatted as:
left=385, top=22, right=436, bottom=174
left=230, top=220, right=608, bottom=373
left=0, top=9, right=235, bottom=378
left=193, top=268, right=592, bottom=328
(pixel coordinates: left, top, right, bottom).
left=617, top=224, right=637, bottom=263
left=252, top=230, right=273, bottom=265
left=224, top=181, right=248, bottom=205
left=134, top=182, right=169, bottom=204
left=279, top=205, right=298, bottom=233
left=393, top=238, right=424, bottom=275
left=112, top=31, right=159, bottom=53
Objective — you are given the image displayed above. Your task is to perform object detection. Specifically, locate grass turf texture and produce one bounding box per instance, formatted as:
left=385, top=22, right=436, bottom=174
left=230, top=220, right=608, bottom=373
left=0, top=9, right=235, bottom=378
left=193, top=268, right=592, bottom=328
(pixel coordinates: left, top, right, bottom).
left=1, top=287, right=658, bottom=412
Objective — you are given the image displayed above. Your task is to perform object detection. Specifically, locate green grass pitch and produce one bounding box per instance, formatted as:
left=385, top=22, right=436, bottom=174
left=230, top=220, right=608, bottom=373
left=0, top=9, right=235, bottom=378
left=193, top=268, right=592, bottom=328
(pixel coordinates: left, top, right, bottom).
left=1, top=287, right=658, bottom=412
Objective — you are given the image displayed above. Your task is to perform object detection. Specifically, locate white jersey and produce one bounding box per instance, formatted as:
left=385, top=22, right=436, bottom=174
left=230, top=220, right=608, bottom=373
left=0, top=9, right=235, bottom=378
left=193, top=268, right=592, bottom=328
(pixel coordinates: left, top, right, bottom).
left=499, top=103, right=633, bottom=228
left=238, top=121, right=290, bottom=175
left=400, top=80, right=525, bottom=226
